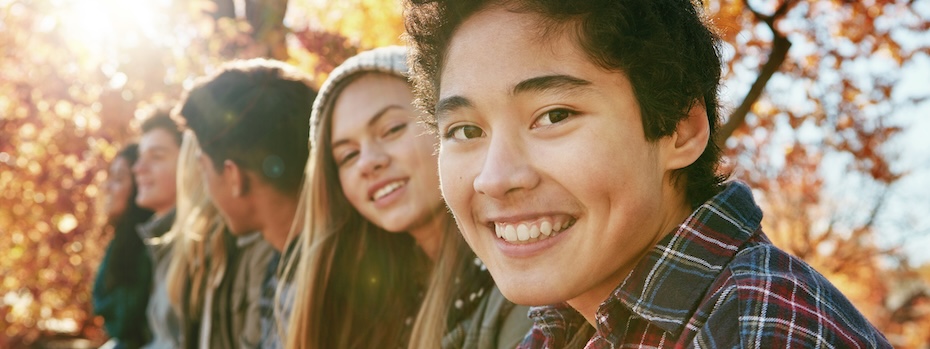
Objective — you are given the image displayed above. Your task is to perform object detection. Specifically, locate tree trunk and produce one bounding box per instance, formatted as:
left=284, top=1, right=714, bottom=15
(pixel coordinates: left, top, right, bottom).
left=245, top=0, right=289, bottom=60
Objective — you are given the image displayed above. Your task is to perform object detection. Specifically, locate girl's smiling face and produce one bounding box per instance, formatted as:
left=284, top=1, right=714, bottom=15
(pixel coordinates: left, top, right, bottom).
left=330, top=73, right=445, bottom=234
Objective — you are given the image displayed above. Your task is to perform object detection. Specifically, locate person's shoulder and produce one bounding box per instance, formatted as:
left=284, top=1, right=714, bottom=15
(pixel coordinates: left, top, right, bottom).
left=722, top=242, right=852, bottom=313
left=485, top=287, right=532, bottom=349
left=705, top=242, right=891, bottom=348
left=727, top=240, right=819, bottom=282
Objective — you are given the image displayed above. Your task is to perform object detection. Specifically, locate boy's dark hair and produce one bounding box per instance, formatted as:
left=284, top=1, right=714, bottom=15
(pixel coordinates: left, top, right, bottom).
left=140, top=108, right=183, bottom=146
left=404, top=0, right=727, bottom=206
left=177, top=59, right=317, bottom=194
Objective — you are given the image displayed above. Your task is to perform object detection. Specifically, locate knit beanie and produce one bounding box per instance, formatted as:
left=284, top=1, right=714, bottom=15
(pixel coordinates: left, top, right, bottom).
left=309, top=46, right=409, bottom=150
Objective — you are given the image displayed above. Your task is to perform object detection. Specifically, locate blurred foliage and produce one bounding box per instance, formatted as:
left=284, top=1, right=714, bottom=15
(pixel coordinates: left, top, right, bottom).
left=1, top=0, right=929, bottom=347
left=0, top=0, right=396, bottom=346
left=709, top=0, right=930, bottom=347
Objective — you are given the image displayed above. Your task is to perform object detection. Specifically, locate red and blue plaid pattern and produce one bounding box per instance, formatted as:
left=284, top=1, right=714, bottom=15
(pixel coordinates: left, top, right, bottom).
left=519, top=182, right=891, bottom=348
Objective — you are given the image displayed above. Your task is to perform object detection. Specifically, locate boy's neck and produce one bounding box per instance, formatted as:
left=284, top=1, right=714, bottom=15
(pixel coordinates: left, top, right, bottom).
left=569, top=188, right=696, bottom=325
left=255, top=193, right=299, bottom=252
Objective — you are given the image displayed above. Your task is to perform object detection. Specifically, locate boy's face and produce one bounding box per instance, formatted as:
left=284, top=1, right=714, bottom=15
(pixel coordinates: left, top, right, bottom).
left=436, top=8, right=686, bottom=309
left=133, top=128, right=179, bottom=217
left=196, top=150, right=256, bottom=236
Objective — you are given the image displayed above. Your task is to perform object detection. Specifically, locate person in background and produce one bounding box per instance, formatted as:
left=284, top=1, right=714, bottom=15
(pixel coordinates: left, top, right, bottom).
left=175, top=58, right=317, bottom=348
left=93, top=143, right=154, bottom=349
left=161, top=129, right=276, bottom=349
left=403, top=0, right=892, bottom=347
left=133, top=109, right=183, bottom=349
left=284, top=46, right=530, bottom=349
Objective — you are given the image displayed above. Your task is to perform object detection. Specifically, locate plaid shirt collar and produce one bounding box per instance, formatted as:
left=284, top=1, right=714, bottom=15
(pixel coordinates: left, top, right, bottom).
left=527, top=181, right=763, bottom=343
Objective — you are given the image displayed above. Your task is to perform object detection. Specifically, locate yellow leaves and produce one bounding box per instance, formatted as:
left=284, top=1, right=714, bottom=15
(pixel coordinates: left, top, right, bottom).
left=291, top=0, right=403, bottom=49
left=709, top=0, right=746, bottom=44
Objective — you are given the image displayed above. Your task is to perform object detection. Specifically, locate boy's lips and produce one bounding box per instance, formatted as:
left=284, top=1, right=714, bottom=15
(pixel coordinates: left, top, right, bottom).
left=494, top=218, right=576, bottom=244
left=485, top=214, right=577, bottom=244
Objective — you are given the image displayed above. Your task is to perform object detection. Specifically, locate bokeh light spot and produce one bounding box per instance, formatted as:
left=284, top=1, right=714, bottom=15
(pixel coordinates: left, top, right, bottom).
left=57, top=214, right=77, bottom=234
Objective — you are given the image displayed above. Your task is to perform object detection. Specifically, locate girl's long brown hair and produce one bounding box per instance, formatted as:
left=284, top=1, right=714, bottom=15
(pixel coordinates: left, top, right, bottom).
left=283, top=86, right=425, bottom=348
left=282, top=72, right=474, bottom=348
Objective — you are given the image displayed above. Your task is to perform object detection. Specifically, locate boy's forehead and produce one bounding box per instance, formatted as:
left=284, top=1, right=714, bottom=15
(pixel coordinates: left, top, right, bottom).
left=139, top=128, right=179, bottom=153
left=440, top=8, right=601, bottom=99
left=444, top=8, right=593, bottom=75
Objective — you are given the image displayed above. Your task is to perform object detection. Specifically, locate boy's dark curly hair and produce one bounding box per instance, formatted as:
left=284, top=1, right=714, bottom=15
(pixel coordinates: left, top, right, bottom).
left=177, top=59, right=317, bottom=195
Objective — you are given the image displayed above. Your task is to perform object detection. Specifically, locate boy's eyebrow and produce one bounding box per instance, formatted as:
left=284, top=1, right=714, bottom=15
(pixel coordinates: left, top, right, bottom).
left=435, top=95, right=472, bottom=124
left=512, top=74, right=592, bottom=95
left=435, top=74, right=592, bottom=124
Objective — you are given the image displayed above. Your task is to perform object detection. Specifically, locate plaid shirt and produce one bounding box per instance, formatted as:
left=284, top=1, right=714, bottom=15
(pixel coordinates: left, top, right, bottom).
left=518, top=182, right=891, bottom=349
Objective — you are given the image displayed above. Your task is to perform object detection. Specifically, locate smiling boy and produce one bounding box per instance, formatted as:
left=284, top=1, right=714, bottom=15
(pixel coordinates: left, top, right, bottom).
left=404, top=0, right=891, bottom=347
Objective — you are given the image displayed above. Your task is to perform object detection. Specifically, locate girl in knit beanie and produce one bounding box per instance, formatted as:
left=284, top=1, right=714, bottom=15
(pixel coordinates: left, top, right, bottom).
left=281, top=46, right=530, bottom=349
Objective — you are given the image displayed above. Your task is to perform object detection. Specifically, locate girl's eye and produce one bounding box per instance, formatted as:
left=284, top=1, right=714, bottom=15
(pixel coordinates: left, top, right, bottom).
left=446, top=125, right=485, bottom=140
left=383, top=123, right=407, bottom=138
left=336, top=151, right=358, bottom=167
left=534, top=108, right=574, bottom=127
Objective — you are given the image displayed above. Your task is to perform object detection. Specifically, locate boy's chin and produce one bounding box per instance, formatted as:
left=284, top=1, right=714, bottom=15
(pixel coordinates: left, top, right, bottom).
left=491, top=271, right=574, bottom=306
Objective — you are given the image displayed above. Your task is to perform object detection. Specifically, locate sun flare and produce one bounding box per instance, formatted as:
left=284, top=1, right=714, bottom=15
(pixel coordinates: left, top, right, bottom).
left=54, top=0, right=168, bottom=53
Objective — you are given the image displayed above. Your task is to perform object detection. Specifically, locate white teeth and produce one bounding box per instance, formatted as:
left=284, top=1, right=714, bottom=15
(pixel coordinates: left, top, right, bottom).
left=529, top=225, right=540, bottom=239
left=517, top=224, right=529, bottom=241
left=504, top=225, right=517, bottom=241
left=372, top=180, right=405, bottom=201
left=493, top=218, right=574, bottom=244
left=540, top=221, right=552, bottom=236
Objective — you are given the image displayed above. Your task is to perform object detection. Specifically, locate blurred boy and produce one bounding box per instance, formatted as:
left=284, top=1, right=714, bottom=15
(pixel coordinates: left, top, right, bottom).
left=176, top=59, right=317, bottom=348
left=134, top=110, right=182, bottom=349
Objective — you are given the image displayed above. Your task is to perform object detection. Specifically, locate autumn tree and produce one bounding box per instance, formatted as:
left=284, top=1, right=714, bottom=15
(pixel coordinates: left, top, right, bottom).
left=708, top=0, right=930, bottom=346
left=0, top=0, right=270, bottom=346
left=2, top=0, right=928, bottom=347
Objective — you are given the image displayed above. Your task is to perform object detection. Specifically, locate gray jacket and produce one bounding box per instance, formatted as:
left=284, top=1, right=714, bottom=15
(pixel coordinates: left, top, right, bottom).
left=198, top=232, right=276, bottom=349
left=139, top=209, right=181, bottom=349
left=443, top=286, right=533, bottom=349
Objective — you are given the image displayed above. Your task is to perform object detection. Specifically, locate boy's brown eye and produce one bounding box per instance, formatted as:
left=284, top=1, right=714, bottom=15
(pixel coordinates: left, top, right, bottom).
left=462, top=126, right=483, bottom=138
left=535, top=109, right=573, bottom=127
left=448, top=125, right=485, bottom=140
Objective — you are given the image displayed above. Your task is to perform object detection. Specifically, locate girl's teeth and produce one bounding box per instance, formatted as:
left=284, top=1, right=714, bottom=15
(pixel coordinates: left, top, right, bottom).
left=373, top=181, right=404, bottom=200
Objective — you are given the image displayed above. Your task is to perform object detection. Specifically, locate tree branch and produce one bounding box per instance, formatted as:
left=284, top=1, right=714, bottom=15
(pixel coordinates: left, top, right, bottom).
left=715, top=0, right=795, bottom=149
left=211, top=0, right=235, bottom=19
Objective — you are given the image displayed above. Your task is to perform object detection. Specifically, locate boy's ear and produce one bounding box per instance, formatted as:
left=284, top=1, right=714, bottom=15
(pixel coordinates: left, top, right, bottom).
left=663, top=100, right=710, bottom=171
left=223, top=159, right=249, bottom=197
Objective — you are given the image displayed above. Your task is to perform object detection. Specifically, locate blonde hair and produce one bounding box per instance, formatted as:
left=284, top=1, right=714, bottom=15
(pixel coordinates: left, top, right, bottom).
left=165, top=130, right=228, bottom=321
left=281, top=73, right=475, bottom=348
left=407, top=220, right=475, bottom=348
